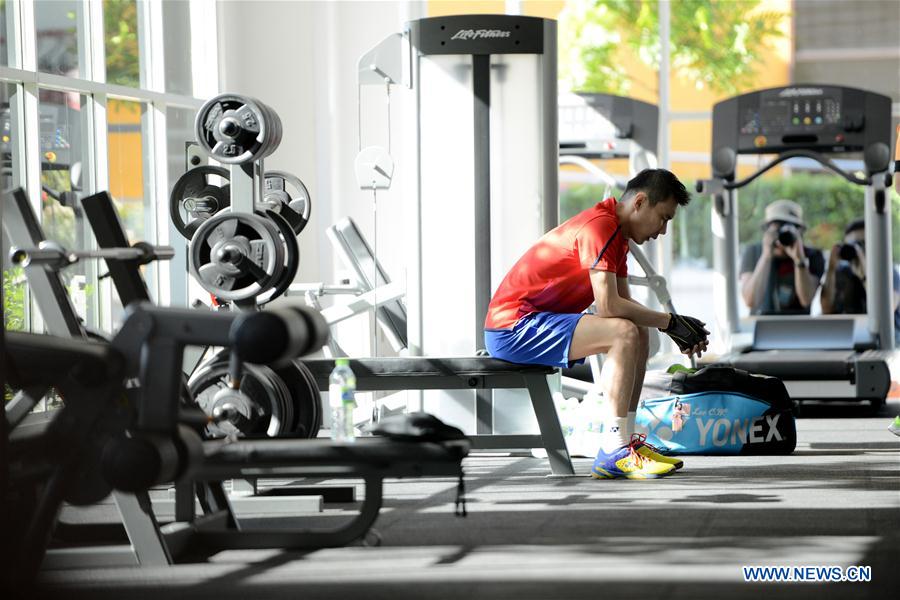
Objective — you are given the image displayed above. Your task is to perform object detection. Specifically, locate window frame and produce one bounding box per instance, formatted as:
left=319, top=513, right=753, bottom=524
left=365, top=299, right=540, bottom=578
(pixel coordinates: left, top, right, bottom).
left=1, top=0, right=218, bottom=331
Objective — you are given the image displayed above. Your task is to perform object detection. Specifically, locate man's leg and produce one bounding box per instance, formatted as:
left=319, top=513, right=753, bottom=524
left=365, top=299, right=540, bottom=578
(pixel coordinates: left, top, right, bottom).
left=629, top=328, right=685, bottom=468
left=629, top=326, right=650, bottom=412
left=569, top=315, right=640, bottom=420
left=570, top=317, right=675, bottom=479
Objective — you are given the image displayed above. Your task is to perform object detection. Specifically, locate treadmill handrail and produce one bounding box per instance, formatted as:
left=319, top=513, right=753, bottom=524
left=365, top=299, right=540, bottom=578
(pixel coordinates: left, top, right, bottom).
left=721, top=150, right=870, bottom=190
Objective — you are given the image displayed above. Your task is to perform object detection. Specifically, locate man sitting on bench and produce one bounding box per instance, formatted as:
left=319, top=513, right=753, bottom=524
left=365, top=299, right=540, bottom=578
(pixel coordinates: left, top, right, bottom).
left=483, top=169, right=708, bottom=479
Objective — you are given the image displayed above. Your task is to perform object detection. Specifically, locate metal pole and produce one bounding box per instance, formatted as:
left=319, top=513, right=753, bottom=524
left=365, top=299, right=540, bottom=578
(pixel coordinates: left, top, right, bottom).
left=712, top=189, right=741, bottom=337
left=656, top=0, right=675, bottom=347
left=542, top=19, right=559, bottom=233
left=864, top=177, right=894, bottom=349
left=473, top=54, right=492, bottom=434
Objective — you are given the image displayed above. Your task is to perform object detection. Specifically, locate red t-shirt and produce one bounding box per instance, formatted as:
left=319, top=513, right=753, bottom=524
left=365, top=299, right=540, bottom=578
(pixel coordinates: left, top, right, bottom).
left=485, top=198, right=628, bottom=330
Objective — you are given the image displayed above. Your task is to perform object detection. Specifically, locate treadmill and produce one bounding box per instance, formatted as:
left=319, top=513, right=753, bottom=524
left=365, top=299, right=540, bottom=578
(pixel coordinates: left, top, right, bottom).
left=558, top=93, right=686, bottom=390
left=697, top=85, right=894, bottom=406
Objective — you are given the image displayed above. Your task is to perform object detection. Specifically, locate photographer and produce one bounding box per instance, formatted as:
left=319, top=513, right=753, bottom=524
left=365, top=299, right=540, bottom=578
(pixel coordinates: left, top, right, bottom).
left=822, top=219, right=900, bottom=343
left=740, top=199, right=824, bottom=314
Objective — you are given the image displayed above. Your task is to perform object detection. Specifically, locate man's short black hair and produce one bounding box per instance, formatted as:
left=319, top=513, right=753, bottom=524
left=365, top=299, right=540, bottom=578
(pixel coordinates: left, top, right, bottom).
left=622, top=168, right=691, bottom=207
left=844, top=218, right=865, bottom=236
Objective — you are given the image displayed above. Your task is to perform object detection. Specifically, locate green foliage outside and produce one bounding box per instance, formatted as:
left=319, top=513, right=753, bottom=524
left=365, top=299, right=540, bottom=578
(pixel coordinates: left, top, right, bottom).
left=3, top=268, right=25, bottom=404
left=560, top=0, right=786, bottom=96
left=104, top=0, right=140, bottom=88
left=3, top=267, right=26, bottom=332
left=560, top=173, right=900, bottom=268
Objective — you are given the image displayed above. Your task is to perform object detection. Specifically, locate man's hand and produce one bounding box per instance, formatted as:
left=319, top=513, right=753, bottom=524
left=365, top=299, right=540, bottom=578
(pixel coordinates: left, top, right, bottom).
left=660, top=313, right=710, bottom=358
left=761, top=223, right=779, bottom=258
left=781, top=234, right=806, bottom=265
left=828, top=244, right=840, bottom=274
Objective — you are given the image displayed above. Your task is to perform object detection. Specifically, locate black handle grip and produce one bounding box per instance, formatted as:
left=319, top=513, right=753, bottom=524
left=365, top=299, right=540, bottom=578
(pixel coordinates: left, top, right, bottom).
left=230, top=305, right=330, bottom=365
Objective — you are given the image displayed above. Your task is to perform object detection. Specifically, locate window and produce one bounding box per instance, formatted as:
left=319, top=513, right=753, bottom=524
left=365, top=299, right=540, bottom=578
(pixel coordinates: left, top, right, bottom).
left=1, top=0, right=13, bottom=66
left=1, top=2, right=215, bottom=335
left=2, top=82, right=23, bottom=332
left=161, top=0, right=193, bottom=95
left=37, top=89, right=100, bottom=329
left=35, top=0, right=83, bottom=78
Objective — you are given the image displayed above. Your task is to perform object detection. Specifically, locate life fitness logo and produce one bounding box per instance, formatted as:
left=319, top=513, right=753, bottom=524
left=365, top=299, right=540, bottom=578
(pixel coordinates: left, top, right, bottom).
left=451, top=29, right=512, bottom=40
left=778, top=87, right=824, bottom=98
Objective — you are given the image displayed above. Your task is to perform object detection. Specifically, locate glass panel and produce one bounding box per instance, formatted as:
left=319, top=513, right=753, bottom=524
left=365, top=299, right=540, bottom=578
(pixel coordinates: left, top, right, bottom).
left=107, top=98, right=152, bottom=316
left=38, top=88, right=100, bottom=330
left=165, top=106, right=196, bottom=189
left=2, top=83, right=23, bottom=333
left=1, top=0, right=13, bottom=66
left=166, top=105, right=196, bottom=307
left=104, top=0, right=140, bottom=87
left=35, top=0, right=82, bottom=78
left=162, top=0, right=193, bottom=95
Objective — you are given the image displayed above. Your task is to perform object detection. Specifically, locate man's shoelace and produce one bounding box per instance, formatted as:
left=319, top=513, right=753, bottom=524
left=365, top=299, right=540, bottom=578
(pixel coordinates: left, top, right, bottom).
left=630, top=432, right=670, bottom=457
left=624, top=434, right=648, bottom=468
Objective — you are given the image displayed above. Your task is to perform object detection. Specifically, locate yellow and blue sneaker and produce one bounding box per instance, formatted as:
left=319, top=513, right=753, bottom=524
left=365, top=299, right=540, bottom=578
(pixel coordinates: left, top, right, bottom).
left=592, top=435, right=676, bottom=479
left=632, top=433, right=684, bottom=470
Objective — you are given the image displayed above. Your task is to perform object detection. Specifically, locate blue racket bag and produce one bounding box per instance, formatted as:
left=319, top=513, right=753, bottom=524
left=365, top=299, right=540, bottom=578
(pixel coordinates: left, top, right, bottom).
left=636, top=366, right=796, bottom=455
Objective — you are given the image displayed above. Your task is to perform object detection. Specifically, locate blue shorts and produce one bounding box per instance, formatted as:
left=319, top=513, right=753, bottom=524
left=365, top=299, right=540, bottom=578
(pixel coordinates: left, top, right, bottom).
left=484, top=312, right=586, bottom=369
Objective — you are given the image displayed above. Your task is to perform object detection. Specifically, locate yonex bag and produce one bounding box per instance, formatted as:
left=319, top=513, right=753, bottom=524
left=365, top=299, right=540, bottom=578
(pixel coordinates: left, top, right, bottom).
left=636, top=365, right=796, bottom=455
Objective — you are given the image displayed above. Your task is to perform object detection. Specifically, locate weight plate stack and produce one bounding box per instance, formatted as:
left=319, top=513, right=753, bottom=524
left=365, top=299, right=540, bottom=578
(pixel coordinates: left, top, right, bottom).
left=263, top=171, right=312, bottom=235
left=169, top=165, right=232, bottom=239
left=189, top=212, right=286, bottom=302
left=189, top=352, right=321, bottom=439
left=195, top=94, right=282, bottom=164
left=189, top=353, right=293, bottom=438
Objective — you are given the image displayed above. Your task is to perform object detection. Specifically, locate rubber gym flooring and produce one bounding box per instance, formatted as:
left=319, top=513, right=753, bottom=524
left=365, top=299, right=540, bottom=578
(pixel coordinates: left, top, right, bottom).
left=31, top=401, right=900, bottom=600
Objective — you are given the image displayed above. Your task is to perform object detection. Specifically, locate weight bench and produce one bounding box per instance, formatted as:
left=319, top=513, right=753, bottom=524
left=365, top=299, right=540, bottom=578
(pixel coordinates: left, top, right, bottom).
left=303, top=357, right=575, bottom=476
left=141, top=437, right=468, bottom=559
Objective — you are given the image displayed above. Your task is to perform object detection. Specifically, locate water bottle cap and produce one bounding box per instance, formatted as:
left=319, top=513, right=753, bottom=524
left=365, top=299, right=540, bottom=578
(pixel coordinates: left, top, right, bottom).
left=335, top=358, right=350, bottom=367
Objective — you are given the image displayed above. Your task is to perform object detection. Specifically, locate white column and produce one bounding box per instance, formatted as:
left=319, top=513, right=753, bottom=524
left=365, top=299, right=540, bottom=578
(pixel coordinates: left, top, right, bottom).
left=656, top=0, right=673, bottom=280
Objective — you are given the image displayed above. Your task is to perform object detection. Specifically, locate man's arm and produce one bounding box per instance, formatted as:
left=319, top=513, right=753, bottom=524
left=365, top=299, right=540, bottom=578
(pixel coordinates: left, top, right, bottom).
left=617, top=277, right=653, bottom=310
left=784, top=241, right=820, bottom=308
left=592, top=270, right=669, bottom=329
left=741, top=235, right=776, bottom=310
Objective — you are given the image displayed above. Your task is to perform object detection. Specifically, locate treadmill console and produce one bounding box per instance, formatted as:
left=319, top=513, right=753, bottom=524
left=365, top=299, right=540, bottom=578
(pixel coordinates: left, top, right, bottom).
left=711, top=85, right=891, bottom=178
left=558, top=93, right=658, bottom=158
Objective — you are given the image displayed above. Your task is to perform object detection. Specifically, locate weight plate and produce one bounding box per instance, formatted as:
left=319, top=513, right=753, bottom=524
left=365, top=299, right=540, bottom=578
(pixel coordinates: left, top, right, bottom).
left=276, top=361, right=322, bottom=438
left=189, top=211, right=285, bottom=302
left=169, top=166, right=231, bottom=239
left=263, top=171, right=312, bottom=235
left=297, top=361, right=323, bottom=437
left=195, top=94, right=282, bottom=164
left=256, top=209, right=300, bottom=306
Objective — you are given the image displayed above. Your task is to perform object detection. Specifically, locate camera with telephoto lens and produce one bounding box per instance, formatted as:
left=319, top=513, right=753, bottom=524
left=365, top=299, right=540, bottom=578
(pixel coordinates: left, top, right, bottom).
left=839, top=242, right=862, bottom=262
left=776, top=223, right=798, bottom=247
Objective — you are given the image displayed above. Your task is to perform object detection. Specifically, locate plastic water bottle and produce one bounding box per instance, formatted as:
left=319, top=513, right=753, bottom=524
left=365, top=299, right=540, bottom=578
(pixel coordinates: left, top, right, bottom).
left=329, top=358, right=356, bottom=442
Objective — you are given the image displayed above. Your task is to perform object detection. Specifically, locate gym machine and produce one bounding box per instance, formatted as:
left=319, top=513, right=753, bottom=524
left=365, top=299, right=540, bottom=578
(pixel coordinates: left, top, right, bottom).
left=288, top=216, right=408, bottom=359
left=557, top=92, right=689, bottom=398
left=349, top=16, right=573, bottom=475
left=2, top=182, right=469, bottom=578
left=696, top=84, right=894, bottom=405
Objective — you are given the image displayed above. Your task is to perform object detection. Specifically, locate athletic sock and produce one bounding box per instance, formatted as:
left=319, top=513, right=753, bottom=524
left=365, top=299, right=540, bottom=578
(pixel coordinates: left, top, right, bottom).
left=626, top=411, right=636, bottom=437
left=601, top=416, right=629, bottom=453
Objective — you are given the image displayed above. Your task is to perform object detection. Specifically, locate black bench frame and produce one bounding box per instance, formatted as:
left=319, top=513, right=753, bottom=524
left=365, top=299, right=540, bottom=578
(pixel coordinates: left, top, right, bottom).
left=304, top=357, right=575, bottom=476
